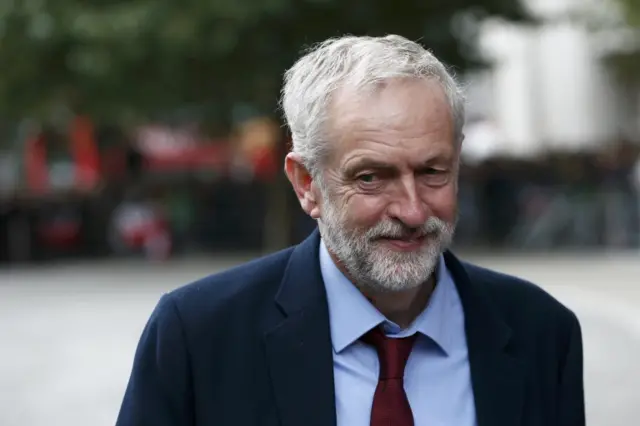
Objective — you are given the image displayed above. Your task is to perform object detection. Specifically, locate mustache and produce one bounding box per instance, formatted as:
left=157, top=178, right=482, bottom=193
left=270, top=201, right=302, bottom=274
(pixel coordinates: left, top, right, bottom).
left=365, top=217, right=450, bottom=240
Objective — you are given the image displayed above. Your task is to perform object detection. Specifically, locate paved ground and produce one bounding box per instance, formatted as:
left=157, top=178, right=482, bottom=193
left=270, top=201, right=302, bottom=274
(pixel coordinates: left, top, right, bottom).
left=1, top=252, right=639, bottom=426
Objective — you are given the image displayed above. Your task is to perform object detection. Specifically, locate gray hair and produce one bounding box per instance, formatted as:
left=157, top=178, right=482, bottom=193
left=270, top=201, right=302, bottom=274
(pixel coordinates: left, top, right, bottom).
left=281, top=34, right=466, bottom=177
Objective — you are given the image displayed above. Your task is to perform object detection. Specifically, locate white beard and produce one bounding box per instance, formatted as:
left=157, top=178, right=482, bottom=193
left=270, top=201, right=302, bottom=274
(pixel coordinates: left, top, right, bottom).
left=317, top=187, right=456, bottom=293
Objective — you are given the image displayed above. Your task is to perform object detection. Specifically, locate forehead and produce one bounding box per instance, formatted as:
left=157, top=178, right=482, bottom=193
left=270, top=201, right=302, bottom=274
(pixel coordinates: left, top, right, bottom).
left=327, top=78, right=456, bottom=168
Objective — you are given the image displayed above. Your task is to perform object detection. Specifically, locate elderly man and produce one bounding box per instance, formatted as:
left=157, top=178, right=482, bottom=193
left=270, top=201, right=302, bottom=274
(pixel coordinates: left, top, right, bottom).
left=116, top=35, right=585, bottom=426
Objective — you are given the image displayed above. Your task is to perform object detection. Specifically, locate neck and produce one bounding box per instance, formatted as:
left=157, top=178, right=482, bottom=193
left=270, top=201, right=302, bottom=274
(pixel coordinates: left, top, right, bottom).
left=328, top=250, right=437, bottom=329
left=363, top=278, right=436, bottom=328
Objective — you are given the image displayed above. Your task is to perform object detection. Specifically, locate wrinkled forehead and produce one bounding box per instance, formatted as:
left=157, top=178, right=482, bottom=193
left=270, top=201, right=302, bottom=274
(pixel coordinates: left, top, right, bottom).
left=325, top=78, right=456, bottom=159
left=330, top=78, right=451, bottom=132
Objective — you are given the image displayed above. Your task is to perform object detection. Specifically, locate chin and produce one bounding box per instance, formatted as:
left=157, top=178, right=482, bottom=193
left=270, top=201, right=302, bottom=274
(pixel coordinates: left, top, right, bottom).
left=363, top=253, right=437, bottom=287
left=376, top=242, right=435, bottom=260
left=366, top=273, right=428, bottom=293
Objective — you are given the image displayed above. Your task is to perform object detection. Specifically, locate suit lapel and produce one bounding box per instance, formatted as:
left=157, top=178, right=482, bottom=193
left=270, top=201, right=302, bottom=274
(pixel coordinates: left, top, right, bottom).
left=264, top=234, right=525, bottom=426
left=445, top=251, right=526, bottom=426
left=265, top=230, right=336, bottom=426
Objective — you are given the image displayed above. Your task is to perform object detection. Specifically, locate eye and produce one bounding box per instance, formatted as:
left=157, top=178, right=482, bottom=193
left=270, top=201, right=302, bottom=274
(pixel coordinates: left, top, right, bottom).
left=357, top=173, right=377, bottom=183
left=421, top=168, right=443, bottom=175
left=419, top=168, right=449, bottom=185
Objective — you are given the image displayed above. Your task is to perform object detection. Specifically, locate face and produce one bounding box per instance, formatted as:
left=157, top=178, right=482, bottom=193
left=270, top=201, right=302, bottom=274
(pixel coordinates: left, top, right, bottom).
left=287, top=78, right=459, bottom=293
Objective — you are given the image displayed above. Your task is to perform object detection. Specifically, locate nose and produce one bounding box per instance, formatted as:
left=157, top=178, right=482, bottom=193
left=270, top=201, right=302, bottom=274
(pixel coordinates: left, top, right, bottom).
left=387, top=176, right=429, bottom=228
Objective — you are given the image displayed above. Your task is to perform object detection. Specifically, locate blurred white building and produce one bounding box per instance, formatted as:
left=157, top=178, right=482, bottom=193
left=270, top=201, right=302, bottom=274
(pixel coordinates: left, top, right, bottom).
left=463, top=0, right=639, bottom=159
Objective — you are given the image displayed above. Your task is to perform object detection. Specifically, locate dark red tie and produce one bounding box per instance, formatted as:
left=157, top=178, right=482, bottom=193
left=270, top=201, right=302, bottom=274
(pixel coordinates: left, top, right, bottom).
left=362, top=327, right=417, bottom=426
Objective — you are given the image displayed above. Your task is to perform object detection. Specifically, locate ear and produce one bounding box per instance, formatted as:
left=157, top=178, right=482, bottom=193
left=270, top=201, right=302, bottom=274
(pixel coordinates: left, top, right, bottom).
left=284, top=153, right=321, bottom=219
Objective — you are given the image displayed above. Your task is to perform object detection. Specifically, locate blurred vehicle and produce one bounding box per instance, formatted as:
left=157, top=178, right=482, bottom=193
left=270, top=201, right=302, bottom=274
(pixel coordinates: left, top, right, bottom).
left=109, top=197, right=172, bottom=262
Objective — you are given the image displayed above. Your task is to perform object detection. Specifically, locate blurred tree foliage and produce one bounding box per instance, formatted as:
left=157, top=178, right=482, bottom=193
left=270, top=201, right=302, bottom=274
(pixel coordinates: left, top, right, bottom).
left=617, top=0, right=640, bottom=27
left=0, top=0, right=529, bottom=126
left=606, top=0, right=640, bottom=84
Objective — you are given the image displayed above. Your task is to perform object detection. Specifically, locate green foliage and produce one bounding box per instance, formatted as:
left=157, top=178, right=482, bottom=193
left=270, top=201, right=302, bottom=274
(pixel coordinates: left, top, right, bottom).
left=605, top=50, right=640, bottom=85
left=605, top=0, right=640, bottom=85
left=0, top=0, right=529, bottom=125
left=616, top=0, right=640, bottom=27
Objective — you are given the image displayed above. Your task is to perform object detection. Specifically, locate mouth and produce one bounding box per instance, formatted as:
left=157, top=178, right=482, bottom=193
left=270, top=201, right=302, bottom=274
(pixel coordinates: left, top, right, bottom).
left=375, top=234, right=427, bottom=251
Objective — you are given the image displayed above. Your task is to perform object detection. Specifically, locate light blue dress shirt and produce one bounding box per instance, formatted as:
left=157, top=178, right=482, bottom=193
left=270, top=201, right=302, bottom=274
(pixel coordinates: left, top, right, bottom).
left=319, top=240, right=477, bottom=426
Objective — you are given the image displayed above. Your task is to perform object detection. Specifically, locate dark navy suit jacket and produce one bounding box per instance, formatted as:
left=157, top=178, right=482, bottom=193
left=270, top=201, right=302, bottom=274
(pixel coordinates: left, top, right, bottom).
left=116, top=230, right=585, bottom=426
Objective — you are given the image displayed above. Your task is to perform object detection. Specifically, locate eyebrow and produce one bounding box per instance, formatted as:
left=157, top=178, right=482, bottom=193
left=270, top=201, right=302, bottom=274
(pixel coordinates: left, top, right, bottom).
left=343, top=154, right=451, bottom=177
left=342, top=159, right=396, bottom=177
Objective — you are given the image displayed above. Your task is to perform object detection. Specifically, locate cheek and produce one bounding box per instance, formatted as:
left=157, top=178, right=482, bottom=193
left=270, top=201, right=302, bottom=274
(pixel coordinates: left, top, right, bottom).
left=423, top=185, right=458, bottom=222
left=343, top=195, right=387, bottom=227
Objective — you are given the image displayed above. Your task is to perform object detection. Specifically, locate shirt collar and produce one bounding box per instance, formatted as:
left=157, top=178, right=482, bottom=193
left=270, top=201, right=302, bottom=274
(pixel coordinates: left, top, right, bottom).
left=319, top=239, right=456, bottom=355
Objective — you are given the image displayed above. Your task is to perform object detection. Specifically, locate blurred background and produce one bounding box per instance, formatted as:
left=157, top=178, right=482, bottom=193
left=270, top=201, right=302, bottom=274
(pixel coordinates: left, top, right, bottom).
left=0, top=0, right=639, bottom=425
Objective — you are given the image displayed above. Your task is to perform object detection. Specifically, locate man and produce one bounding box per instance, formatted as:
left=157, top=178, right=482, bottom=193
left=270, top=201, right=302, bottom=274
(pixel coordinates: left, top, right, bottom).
left=116, top=35, right=585, bottom=426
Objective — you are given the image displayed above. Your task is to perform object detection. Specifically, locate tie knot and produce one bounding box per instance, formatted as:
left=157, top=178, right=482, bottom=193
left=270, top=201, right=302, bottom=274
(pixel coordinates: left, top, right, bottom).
left=361, top=327, right=417, bottom=380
